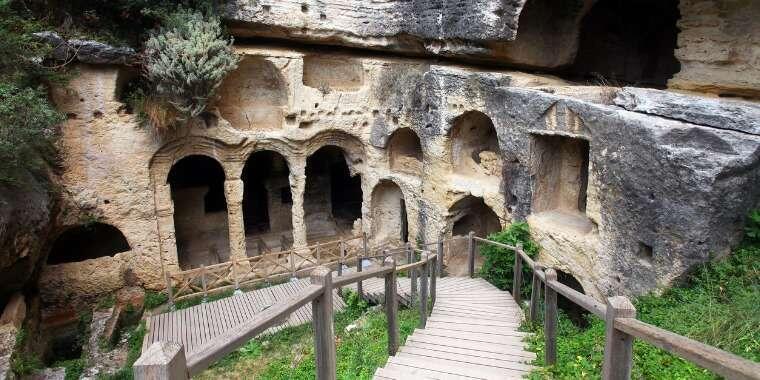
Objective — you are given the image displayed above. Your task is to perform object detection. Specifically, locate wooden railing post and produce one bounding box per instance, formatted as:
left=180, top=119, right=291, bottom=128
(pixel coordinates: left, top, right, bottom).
left=232, top=259, right=242, bottom=295
left=133, top=341, right=188, bottom=380
left=512, top=242, right=524, bottom=304
left=289, top=249, right=296, bottom=278
left=430, top=254, right=437, bottom=308
left=200, top=265, right=208, bottom=302
left=419, top=254, right=429, bottom=328
left=358, top=233, right=367, bottom=298
left=529, top=265, right=543, bottom=323
left=164, top=271, right=175, bottom=309
left=310, top=266, right=336, bottom=380
left=383, top=257, right=399, bottom=356
left=436, top=235, right=444, bottom=274
left=544, top=268, right=558, bottom=366
left=408, top=244, right=417, bottom=305
left=602, top=296, right=636, bottom=380
left=467, top=231, right=476, bottom=278
left=337, top=240, right=344, bottom=277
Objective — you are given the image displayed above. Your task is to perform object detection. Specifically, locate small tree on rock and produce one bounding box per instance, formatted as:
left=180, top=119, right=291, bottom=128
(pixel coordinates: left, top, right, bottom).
left=144, top=9, right=238, bottom=123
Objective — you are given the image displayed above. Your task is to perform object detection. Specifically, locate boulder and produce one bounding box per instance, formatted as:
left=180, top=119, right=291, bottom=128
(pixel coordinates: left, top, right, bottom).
left=34, top=32, right=137, bottom=66
left=615, top=87, right=760, bottom=136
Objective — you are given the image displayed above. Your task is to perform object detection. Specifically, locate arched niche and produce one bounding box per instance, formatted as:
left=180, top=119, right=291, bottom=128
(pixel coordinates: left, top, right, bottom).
left=446, top=195, right=502, bottom=276
left=450, top=111, right=502, bottom=177
left=215, top=56, right=288, bottom=131
left=304, top=145, right=363, bottom=242
left=557, top=269, right=590, bottom=328
left=167, top=155, right=230, bottom=269
left=450, top=196, right=502, bottom=238
left=530, top=134, right=590, bottom=215
left=47, top=223, right=130, bottom=264
left=370, top=180, right=409, bottom=244
left=387, top=128, right=423, bottom=173
left=242, top=150, right=293, bottom=255
left=568, top=0, right=680, bottom=86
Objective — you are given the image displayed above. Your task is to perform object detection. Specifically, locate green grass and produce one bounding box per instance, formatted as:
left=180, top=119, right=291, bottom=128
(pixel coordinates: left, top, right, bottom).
left=521, top=240, right=759, bottom=379
left=197, top=291, right=420, bottom=379
left=98, top=321, right=147, bottom=380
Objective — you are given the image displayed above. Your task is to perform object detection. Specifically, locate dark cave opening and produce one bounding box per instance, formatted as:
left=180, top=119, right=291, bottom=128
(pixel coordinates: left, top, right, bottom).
left=47, top=223, right=130, bottom=264
left=167, top=155, right=230, bottom=269
left=568, top=0, right=681, bottom=87
left=557, top=269, right=591, bottom=328
left=305, top=146, right=363, bottom=240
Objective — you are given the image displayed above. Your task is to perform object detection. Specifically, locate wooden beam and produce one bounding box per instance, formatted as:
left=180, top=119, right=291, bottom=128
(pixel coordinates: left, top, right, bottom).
left=615, top=318, right=760, bottom=380
left=544, top=269, right=558, bottom=366
left=311, top=266, right=336, bottom=380
left=419, top=254, right=429, bottom=328
left=468, top=231, right=476, bottom=278
left=133, top=341, right=188, bottom=380
left=384, top=257, right=399, bottom=356
left=529, top=265, right=542, bottom=323
left=602, top=296, right=636, bottom=380
left=512, top=242, right=523, bottom=305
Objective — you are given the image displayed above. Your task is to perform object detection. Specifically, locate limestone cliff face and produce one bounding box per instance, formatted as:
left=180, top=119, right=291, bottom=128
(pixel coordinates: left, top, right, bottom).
left=670, top=0, right=760, bottom=98
left=223, top=0, right=596, bottom=68
left=0, top=174, right=55, bottom=304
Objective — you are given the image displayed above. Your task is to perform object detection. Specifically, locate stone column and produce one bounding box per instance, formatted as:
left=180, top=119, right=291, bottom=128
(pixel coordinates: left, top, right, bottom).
left=224, top=179, right=247, bottom=261
left=154, top=183, right=179, bottom=272
left=289, top=157, right=308, bottom=249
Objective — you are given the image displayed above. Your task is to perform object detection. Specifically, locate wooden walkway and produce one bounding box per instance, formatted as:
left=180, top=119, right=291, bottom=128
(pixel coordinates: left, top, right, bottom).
left=143, top=278, right=346, bottom=356
left=373, top=277, right=535, bottom=379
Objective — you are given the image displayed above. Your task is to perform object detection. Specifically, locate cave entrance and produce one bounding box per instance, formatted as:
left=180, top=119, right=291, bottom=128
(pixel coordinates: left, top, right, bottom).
left=167, top=155, right=230, bottom=269
left=450, top=111, right=502, bottom=178
left=531, top=135, right=590, bottom=215
left=371, top=180, right=409, bottom=244
left=447, top=196, right=502, bottom=276
left=242, top=151, right=293, bottom=255
left=557, top=270, right=591, bottom=328
left=305, top=146, right=362, bottom=242
left=47, top=223, right=130, bottom=264
left=388, top=128, right=423, bottom=173
left=568, top=0, right=680, bottom=87
left=451, top=196, right=502, bottom=237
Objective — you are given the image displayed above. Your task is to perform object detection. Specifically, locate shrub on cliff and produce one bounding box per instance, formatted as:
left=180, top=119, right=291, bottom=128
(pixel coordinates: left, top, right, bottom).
left=479, top=222, right=540, bottom=299
left=143, top=9, right=238, bottom=124
left=0, top=84, right=64, bottom=184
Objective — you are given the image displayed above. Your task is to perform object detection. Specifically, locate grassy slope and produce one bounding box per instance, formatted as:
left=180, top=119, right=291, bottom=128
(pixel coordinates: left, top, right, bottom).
left=522, top=242, right=759, bottom=379
left=197, top=292, right=419, bottom=380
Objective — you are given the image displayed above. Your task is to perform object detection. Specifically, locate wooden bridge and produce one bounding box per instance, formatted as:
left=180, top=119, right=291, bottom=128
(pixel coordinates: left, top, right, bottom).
left=135, top=235, right=760, bottom=380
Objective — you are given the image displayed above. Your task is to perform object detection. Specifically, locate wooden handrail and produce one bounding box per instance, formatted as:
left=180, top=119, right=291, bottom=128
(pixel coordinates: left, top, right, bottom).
left=187, top=284, right=325, bottom=375
left=136, top=249, right=439, bottom=380
left=332, top=266, right=393, bottom=288
left=469, top=234, right=760, bottom=380
left=615, top=318, right=760, bottom=380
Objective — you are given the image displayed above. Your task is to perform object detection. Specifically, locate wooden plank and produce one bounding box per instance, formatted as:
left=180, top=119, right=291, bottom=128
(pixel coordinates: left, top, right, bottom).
left=405, top=334, right=535, bottom=359
left=400, top=346, right=533, bottom=372
left=424, top=321, right=527, bottom=338
left=390, top=353, right=522, bottom=379
left=426, top=316, right=520, bottom=328
left=404, top=339, right=533, bottom=363
left=414, top=329, right=527, bottom=346
left=382, top=363, right=480, bottom=380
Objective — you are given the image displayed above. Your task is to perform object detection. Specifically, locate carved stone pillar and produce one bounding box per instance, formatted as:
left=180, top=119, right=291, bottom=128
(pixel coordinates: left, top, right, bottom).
left=224, top=179, right=247, bottom=261
left=154, top=183, right=179, bottom=272
left=289, top=157, right=308, bottom=249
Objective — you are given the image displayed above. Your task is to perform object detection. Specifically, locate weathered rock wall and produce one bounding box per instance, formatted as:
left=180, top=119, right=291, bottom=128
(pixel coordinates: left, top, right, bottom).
left=38, top=44, right=760, bottom=318
left=670, top=0, right=760, bottom=98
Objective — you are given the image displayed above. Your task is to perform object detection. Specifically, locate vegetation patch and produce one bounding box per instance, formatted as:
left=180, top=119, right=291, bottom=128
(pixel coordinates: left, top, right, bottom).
left=517, top=214, right=760, bottom=379
left=479, top=222, right=540, bottom=299
left=197, top=291, right=420, bottom=380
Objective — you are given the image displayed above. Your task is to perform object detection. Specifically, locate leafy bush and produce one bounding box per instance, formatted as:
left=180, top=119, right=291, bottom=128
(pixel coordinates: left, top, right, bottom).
left=143, top=290, right=169, bottom=310
left=479, top=222, right=540, bottom=298
left=745, top=209, right=760, bottom=243
left=144, top=9, right=238, bottom=122
left=524, top=211, right=760, bottom=379
left=0, top=84, right=63, bottom=184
